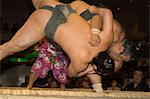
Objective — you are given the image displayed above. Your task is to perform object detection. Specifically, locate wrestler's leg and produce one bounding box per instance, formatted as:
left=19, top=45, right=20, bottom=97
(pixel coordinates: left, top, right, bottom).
left=0, top=11, right=46, bottom=61
left=27, top=72, right=38, bottom=89
left=27, top=42, right=53, bottom=89
left=0, top=29, right=45, bottom=61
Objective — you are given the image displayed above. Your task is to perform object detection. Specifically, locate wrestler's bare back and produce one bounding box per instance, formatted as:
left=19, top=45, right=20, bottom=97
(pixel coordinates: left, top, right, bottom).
left=37, top=2, right=107, bottom=74
left=36, top=2, right=105, bottom=61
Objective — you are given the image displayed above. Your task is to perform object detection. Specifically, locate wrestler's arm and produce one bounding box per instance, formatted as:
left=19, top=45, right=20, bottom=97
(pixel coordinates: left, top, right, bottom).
left=74, top=63, right=103, bottom=92
left=74, top=64, right=95, bottom=77
left=81, top=59, right=123, bottom=75
left=93, top=7, right=113, bottom=48
left=114, top=61, right=123, bottom=73
left=89, top=6, right=113, bottom=46
left=70, top=1, right=102, bottom=47
left=89, top=15, right=103, bottom=47
left=113, top=19, right=126, bottom=43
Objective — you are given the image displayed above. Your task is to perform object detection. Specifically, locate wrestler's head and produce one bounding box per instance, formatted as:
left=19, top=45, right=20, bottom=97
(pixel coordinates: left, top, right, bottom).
left=91, top=51, right=115, bottom=76
left=108, top=39, right=138, bottom=62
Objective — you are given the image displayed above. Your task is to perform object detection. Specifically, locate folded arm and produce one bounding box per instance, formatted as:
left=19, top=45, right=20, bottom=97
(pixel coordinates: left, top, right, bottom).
left=92, top=7, right=113, bottom=49
left=88, top=6, right=113, bottom=47
left=114, top=61, right=123, bottom=73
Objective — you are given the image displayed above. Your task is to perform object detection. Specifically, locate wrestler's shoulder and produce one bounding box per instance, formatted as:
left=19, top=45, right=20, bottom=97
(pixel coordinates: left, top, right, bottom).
left=73, top=48, right=93, bottom=63
left=70, top=0, right=89, bottom=7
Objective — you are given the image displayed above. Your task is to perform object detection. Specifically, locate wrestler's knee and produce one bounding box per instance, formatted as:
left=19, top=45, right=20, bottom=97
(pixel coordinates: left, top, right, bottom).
left=9, top=39, right=30, bottom=52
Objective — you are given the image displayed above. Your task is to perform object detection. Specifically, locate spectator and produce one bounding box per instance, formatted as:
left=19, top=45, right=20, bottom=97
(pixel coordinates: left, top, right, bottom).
left=146, top=78, right=150, bottom=92
left=74, top=77, right=83, bottom=88
left=47, top=77, right=59, bottom=88
left=137, top=58, right=147, bottom=68
left=107, top=80, right=121, bottom=91
left=122, top=77, right=129, bottom=90
left=65, top=78, right=76, bottom=88
left=124, top=69, right=149, bottom=92
left=20, top=76, right=29, bottom=87
left=34, top=77, right=48, bottom=88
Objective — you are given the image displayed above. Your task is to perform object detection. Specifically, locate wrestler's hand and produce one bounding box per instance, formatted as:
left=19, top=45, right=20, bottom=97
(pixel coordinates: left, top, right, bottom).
left=89, top=34, right=101, bottom=47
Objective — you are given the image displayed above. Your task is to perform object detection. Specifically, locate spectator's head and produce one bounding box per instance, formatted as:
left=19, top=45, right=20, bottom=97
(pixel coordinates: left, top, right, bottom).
left=133, top=69, right=144, bottom=84
left=137, top=58, right=146, bottom=66
left=111, top=80, right=117, bottom=87
left=123, top=77, right=129, bottom=85
left=25, top=76, right=29, bottom=83
left=146, top=78, right=150, bottom=87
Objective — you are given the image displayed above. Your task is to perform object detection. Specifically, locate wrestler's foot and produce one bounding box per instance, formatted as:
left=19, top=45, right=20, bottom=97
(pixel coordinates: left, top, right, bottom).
left=60, top=84, right=65, bottom=91
left=27, top=84, right=32, bottom=90
left=92, top=83, right=103, bottom=92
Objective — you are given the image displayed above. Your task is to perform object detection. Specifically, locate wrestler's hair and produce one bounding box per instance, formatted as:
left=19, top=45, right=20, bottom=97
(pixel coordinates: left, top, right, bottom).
left=91, top=51, right=115, bottom=76
left=133, top=68, right=144, bottom=78
left=122, top=39, right=138, bottom=60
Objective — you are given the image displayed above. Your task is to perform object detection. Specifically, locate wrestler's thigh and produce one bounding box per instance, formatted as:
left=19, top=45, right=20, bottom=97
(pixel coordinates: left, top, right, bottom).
left=11, top=31, right=45, bottom=49
left=10, top=22, right=45, bottom=48
left=9, top=10, right=49, bottom=49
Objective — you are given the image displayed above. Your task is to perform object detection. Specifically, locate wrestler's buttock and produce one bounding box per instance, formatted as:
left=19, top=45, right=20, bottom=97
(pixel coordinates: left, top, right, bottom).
left=39, top=5, right=76, bottom=40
